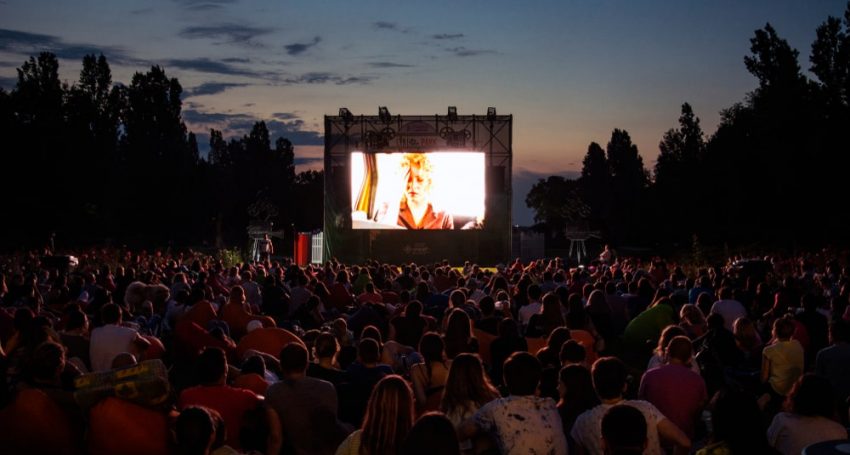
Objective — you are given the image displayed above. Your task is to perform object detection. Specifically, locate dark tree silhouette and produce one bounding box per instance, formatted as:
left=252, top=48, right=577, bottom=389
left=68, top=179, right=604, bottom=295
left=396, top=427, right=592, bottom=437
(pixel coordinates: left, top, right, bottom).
left=578, top=142, right=609, bottom=232
left=525, top=176, right=588, bottom=238
left=605, top=129, right=648, bottom=243
left=0, top=52, right=322, bottom=251
left=653, top=103, right=706, bottom=241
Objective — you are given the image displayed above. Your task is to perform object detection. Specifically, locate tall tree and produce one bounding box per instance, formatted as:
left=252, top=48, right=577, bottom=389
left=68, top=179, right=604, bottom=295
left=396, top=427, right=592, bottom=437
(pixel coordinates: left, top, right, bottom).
left=653, top=103, right=707, bottom=241
left=605, top=129, right=648, bottom=243
left=525, top=176, right=588, bottom=238
left=578, top=142, right=609, bottom=231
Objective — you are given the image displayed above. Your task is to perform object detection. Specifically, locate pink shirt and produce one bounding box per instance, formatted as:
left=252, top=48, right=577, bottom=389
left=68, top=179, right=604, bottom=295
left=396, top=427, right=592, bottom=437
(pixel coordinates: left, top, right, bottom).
left=639, top=363, right=707, bottom=438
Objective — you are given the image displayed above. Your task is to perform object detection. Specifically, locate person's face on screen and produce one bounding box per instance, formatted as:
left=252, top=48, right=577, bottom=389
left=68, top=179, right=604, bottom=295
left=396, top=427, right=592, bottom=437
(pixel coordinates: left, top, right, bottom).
left=404, top=162, right=431, bottom=207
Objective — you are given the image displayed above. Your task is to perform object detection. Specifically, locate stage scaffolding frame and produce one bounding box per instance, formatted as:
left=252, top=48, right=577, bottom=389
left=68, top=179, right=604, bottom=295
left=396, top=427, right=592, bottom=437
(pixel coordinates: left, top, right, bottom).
left=324, top=112, right=513, bottom=264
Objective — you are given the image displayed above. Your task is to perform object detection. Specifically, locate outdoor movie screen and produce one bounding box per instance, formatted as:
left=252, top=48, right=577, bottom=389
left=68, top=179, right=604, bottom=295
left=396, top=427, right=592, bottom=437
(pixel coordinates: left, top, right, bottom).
left=351, top=151, right=485, bottom=230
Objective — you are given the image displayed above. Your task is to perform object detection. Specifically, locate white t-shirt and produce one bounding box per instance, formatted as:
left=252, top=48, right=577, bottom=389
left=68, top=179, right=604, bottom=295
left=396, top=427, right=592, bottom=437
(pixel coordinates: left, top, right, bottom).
left=474, top=395, right=568, bottom=455
left=572, top=400, right=665, bottom=455
left=90, top=324, right=140, bottom=371
left=519, top=301, right=542, bottom=328
left=767, top=412, right=847, bottom=455
left=709, top=299, right=747, bottom=332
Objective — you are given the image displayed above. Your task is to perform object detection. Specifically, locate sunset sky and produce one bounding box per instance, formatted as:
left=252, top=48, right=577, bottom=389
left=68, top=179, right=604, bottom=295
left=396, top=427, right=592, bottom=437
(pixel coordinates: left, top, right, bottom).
left=1, top=0, right=845, bottom=223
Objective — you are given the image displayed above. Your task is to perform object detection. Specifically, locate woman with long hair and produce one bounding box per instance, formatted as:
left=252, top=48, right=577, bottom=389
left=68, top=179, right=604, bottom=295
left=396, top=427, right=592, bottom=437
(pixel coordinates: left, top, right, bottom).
left=443, top=309, right=478, bottom=360
left=565, top=293, right=596, bottom=335
left=410, top=332, right=449, bottom=414
left=489, top=318, right=527, bottom=386
left=441, top=353, right=500, bottom=453
left=526, top=293, right=565, bottom=338
left=336, top=375, right=415, bottom=455
left=733, top=317, right=763, bottom=371
left=557, top=365, right=600, bottom=452
left=647, top=325, right=700, bottom=373
left=585, top=289, right=614, bottom=342
left=440, top=353, right=500, bottom=426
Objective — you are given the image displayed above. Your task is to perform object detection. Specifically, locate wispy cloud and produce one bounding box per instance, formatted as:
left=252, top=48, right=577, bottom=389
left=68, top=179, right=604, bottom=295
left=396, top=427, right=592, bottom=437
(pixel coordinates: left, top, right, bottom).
left=183, top=109, right=323, bottom=146
left=222, top=57, right=250, bottom=63
left=432, top=33, right=464, bottom=40
left=179, top=23, right=273, bottom=47
left=373, top=21, right=399, bottom=31
left=368, top=61, right=414, bottom=68
left=447, top=46, right=497, bottom=57
left=282, top=72, right=373, bottom=85
left=0, top=28, right=141, bottom=65
left=172, top=0, right=237, bottom=11
left=272, top=112, right=298, bottom=120
left=165, top=58, right=265, bottom=78
left=184, top=81, right=250, bottom=97
left=373, top=21, right=412, bottom=34
left=284, top=36, right=321, bottom=56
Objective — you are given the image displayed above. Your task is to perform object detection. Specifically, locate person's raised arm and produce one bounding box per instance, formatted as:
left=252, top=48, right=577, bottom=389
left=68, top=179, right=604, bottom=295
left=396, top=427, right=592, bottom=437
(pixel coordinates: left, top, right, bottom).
left=132, top=332, right=151, bottom=354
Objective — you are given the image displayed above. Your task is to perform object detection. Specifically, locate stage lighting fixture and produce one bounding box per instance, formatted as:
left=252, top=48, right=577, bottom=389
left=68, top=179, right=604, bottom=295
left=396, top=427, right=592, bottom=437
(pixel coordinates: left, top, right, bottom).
left=339, top=107, right=354, bottom=121
left=487, top=107, right=497, bottom=119
left=378, top=106, right=391, bottom=122
left=447, top=106, right=458, bottom=121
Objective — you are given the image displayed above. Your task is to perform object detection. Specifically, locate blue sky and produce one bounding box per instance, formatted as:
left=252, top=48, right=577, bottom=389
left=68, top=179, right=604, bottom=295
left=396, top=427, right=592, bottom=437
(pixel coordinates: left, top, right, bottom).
left=1, top=0, right=846, bottom=224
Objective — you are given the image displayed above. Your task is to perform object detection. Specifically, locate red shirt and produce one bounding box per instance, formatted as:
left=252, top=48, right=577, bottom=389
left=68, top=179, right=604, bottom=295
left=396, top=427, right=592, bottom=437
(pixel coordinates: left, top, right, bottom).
left=89, top=397, right=173, bottom=455
left=178, top=385, right=261, bottom=450
left=357, top=292, right=383, bottom=305
left=397, top=201, right=453, bottom=230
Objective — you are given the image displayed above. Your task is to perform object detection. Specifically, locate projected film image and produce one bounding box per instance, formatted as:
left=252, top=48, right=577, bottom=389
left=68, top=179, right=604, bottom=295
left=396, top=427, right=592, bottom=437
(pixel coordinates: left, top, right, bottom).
left=351, top=152, right=485, bottom=230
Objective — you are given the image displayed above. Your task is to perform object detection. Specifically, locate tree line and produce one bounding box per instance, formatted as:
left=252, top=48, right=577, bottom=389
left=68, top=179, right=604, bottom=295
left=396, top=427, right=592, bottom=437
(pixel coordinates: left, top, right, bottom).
left=0, top=54, right=323, bottom=251
left=527, top=3, right=850, bottom=251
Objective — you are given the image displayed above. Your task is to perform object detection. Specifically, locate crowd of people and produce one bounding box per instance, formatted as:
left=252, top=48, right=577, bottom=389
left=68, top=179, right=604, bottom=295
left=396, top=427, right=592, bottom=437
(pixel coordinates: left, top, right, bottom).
left=1, top=247, right=849, bottom=454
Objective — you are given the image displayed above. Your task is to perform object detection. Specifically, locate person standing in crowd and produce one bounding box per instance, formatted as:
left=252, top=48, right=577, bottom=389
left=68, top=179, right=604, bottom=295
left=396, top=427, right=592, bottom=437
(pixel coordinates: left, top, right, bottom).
left=258, top=234, right=273, bottom=262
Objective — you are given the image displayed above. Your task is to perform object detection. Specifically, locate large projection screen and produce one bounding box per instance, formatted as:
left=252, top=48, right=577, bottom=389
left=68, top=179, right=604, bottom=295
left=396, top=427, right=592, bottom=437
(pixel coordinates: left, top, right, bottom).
left=351, top=151, right=485, bottom=230
left=324, top=113, right=512, bottom=264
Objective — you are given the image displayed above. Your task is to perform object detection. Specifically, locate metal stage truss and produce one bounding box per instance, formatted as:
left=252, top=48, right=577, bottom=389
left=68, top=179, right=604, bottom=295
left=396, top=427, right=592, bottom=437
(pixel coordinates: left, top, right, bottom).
left=323, top=110, right=513, bottom=264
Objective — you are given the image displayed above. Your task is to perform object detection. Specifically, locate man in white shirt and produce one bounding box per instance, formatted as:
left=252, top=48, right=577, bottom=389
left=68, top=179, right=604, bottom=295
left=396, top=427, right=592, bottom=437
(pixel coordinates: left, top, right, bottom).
left=710, top=287, right=747, bottom=332
left=572, top=357, right=691, bottom=455
left=89, top=303, right=150, bottom=371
